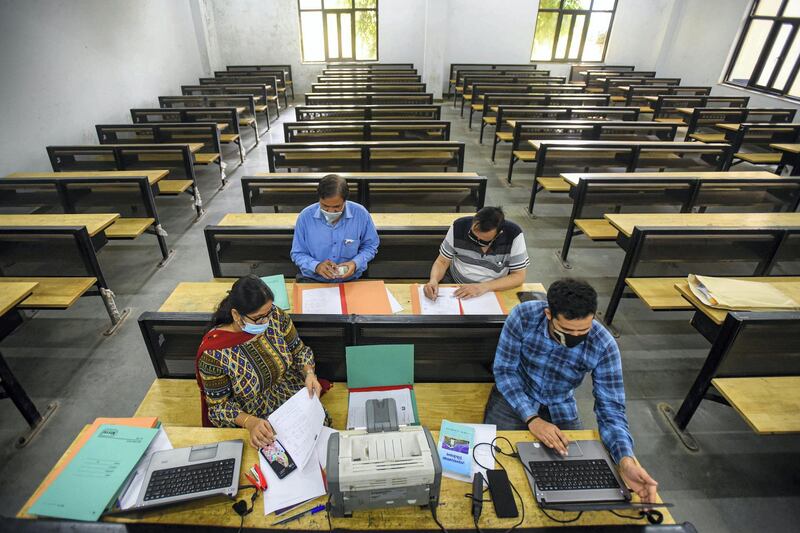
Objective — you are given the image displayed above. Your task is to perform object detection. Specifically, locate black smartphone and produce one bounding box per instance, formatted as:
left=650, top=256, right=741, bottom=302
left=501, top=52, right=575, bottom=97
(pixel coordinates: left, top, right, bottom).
left=517, top=291, right=547, bottom=303
left=259, top=440, right=297, bottom=479
left=486, top=469, right=518, bottom=518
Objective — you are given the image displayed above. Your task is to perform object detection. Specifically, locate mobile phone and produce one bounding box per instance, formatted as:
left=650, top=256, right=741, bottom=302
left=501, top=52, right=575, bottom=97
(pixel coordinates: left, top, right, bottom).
left=260, top=440, right=297, bottom=479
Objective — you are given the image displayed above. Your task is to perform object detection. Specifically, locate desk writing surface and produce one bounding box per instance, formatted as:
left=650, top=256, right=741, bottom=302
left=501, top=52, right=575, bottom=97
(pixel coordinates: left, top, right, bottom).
left=714, top=123, right=740, bottom=132
left=605, top=212, right=800, bottom=238
left=0, top=213, right=120, bottom=237
left=674, top=278, right=800, bottom=325
left=115, top=143, right=204, bottom=153
left=6, top=170, right=169, bottom=186
left=18, top=426, right=673, bottom=529
left=528, top=140, right=709, bottom=150
left=560, top=170, right=778, bottom=186
left=676, top=107, right=694, bottom=116
left=770, top=143, right=800, bottom=154
left=217, top=213, right=466, bottom=228
left=0, top=281, right=38, bottom=317
left=158, top=281, right=545, bottom=314
left=712, top=376, right=800, bottom=434
left=251, top=172, right=480, bottom=178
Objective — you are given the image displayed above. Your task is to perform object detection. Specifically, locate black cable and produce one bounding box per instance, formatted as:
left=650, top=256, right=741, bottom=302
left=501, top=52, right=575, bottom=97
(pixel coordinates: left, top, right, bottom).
left=325, top=493, right=333, bottom=532
left=609, top=509, right=646, bottom=520
left=430, top=504, right=449, bottom=533
left=471, top=438, right=524, bottom=533
left=232, top=484, right=259, bottom=533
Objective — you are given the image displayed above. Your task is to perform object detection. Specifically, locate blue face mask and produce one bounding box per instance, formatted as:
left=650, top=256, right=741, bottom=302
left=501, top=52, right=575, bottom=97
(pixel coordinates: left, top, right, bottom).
left=242, top=322, right=269, bottom=335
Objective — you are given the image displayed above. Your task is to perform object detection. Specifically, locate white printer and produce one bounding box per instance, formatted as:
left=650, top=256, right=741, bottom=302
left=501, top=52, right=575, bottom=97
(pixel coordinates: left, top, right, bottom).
left=327, top=398, right=442, bottom=517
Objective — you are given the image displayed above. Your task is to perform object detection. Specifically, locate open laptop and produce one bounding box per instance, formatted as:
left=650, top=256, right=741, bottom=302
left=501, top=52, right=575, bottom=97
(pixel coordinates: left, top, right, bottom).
left=126, top=439, right=243, bottom=512
left=517, top=440, right=630, bottom=509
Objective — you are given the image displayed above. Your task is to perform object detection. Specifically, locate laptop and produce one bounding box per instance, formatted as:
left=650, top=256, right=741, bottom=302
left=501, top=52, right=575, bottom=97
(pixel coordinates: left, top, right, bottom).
left=517, top=440, right=630, bottom=509
left=126, top=439, right=243, bottom=511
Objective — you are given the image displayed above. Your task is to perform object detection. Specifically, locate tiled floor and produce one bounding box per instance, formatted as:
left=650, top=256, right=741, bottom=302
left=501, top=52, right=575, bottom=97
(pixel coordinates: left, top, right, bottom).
left=1, top=99, right=798, bottom=533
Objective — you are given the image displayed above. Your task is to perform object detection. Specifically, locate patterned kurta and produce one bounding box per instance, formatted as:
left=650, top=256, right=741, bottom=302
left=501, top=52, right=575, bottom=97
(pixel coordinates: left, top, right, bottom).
left=197, top=308, right=331, bottom=428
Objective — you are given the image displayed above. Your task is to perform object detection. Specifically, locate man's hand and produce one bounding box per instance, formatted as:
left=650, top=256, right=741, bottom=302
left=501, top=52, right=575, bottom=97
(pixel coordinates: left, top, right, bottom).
left=335, top=261, right=356, bottom=278
left=315, top=260, right=337, bottom=280
left=528, top=417, right=569, bottom=456
left=454, top=283, right=489, bottom=299
left=423, top=280, right=439, bottom=300
left=619, top=457, right=658, bottom=504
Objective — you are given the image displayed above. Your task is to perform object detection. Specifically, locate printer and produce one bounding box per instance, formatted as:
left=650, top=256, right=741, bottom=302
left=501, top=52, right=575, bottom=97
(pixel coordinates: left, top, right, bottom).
left=327, top=398, right=442, bottom=517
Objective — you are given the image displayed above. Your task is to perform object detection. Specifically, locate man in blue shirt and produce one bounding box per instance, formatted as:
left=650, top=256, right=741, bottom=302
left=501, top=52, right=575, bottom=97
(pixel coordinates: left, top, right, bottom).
left=291, top=174, right=379, bottom=282
left=485, top=279, right=659, bottom=503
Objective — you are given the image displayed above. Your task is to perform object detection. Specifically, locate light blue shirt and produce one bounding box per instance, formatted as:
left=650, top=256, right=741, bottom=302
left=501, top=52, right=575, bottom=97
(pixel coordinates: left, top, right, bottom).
left=290, top=201, right=380, bottom=282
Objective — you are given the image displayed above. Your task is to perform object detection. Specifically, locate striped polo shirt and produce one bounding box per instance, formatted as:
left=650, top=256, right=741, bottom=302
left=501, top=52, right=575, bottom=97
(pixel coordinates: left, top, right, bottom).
left=440, top=217, right=530, bottom=283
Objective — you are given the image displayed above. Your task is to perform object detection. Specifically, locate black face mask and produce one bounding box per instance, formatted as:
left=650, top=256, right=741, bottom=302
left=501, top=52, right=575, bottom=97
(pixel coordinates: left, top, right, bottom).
left=551, top=322, right=589, bottom=348
left=468, top=228, right=501, bottom=248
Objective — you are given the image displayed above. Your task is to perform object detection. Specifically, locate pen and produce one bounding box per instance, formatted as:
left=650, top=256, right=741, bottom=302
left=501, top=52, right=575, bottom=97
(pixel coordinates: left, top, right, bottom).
left=271, top=504, right=326, bottom=526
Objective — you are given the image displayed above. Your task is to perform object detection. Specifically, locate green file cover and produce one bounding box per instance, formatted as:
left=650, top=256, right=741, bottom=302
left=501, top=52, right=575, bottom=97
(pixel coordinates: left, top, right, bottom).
left=29, top=424, right=159, bottom=521
left=260, top=274, right=290, bottom=310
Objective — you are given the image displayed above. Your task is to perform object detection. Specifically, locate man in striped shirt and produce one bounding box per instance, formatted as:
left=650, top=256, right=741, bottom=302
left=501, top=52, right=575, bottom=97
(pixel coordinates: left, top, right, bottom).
left=423, top=207, right=529, bottom=300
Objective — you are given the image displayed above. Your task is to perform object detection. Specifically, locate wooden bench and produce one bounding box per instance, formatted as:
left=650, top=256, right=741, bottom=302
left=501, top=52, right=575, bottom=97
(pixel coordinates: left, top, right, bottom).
left=448, top=63, right=541, bottom=97
left=582, top=68, right=649, bottom=89
left=47, top=145, right=205, bottom=218
left=158, top=95, right=263, bottom=143
left=134, top=378, right=494, bottom=429
left=304, top=92, right=434, bottom=106
left=468, top=89, right=605, bottom=128
left=1, top=175, right=174, bottom=265
left=311, top=82, right=427, bottom=93
left=181, top=84, right=276, bottom=129
left=622, top=85, right=712, bottom=113
left=651, top=95, right=750, bottom=124
left=241, top=172, right=486, bottom=213
left=570, top=64, right=634, bottom=83
left=294, top=104, right=441, bottom=122
left=602, top=76, right=681, bottom=97
left=207, top=70, right=288, bottom=108
left=317, top=75, right=422, bottom=84
left=226, top=64, right=294, bottom=99
left=266, top=140, right=465, bottom=173
left=283, top=120, right=451, bottom=142
left=460, top=80, right=573, bottom=116
left=710, top=123, right=800, bottom=170
left=683, top=107, right=796, bottom=141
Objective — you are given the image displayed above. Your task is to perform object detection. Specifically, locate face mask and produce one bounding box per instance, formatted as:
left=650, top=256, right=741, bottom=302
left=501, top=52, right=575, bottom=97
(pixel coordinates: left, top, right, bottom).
left=321, top=207, right=344, bottom=224
left=241, top=321, right=269, bottom=335
left=551, top=322, right=589, bottom=348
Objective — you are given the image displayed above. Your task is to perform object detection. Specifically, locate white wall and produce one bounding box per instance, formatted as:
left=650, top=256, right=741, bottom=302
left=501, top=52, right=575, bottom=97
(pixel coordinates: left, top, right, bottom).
left=604, top=0, right=676, bottom=70
left=0, top=0, right=209, bottom=175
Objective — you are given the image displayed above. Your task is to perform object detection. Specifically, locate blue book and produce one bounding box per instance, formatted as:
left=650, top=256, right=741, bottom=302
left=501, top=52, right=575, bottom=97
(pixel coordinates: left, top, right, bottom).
left=437, top=420, right=475, bottom=478
left=30, top=424, right=158, bottom=521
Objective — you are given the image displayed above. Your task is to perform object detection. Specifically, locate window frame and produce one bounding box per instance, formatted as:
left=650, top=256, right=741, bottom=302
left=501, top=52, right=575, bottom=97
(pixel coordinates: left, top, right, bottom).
left=529, top=0, right=618, bottom=63
left=723, top=0, right=800, bottom=101
left=297, top=0, right=379, bottom=63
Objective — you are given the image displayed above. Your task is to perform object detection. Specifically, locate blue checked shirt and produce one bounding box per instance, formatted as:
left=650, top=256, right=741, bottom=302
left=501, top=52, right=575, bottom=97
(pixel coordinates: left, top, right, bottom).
left=493, top=301, right=635, bottom=463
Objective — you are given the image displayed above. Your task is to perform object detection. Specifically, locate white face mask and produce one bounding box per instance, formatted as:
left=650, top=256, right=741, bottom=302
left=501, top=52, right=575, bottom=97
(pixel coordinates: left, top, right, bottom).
left=321, top=208, right=343, bottom=223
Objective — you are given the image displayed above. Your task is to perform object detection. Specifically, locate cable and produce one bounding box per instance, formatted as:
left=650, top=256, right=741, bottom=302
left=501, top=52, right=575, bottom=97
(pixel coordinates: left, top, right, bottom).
left=430, top=504, right=449, bottom=533
left=325, top=493, right=333, bottom=532
left=471, top=438, right=525, bottom=533
left=232, top=484, right=259, bottom=533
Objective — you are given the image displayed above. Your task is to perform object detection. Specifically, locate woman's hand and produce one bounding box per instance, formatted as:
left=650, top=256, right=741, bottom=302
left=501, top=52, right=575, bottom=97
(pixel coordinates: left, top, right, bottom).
left=245, top=417, right=276, bottom=449
left=305, top=371, right=322, bottom=398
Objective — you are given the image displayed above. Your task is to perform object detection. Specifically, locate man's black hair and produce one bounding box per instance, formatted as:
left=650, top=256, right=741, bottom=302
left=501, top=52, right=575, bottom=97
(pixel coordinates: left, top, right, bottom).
left=473, top=206, right=505, bottom=232
left=547, top=279, right=598, bottom=320
left=317, top=174, right=349, bottom=200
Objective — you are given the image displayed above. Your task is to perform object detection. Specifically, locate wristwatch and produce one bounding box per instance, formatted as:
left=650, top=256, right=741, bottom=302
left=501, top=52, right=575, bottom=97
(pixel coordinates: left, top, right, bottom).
left=525, top=414, right=540, bottom=425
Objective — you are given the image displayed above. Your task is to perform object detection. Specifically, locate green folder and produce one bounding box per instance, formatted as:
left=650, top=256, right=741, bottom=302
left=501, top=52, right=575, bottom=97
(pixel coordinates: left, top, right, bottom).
left=261, top=274, right=290, bottom=310
left=30, top=424, right=158, bottom=521
left=345, top=344, right=419, bottom=424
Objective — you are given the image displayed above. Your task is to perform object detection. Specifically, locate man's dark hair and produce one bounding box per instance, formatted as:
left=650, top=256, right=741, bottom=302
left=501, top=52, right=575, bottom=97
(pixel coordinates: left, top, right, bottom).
left=473, top=206, right=505, bottom=232
left=547, top=279, right=598, bottom=320
left=317, top=174, right=349, bottom=200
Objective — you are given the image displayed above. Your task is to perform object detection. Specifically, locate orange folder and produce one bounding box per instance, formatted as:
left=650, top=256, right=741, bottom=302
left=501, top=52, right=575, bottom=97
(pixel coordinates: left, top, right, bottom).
left=294, top=281, right=392, bottom=314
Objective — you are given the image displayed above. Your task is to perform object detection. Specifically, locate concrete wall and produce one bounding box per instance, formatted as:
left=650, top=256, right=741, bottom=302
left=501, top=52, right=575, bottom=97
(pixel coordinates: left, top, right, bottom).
left=0, top=0, right=208, bottom=175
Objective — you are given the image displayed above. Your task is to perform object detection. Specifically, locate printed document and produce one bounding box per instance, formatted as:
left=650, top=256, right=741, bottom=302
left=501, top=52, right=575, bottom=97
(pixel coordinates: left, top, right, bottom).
left=268, top=389, right=326, bottom=469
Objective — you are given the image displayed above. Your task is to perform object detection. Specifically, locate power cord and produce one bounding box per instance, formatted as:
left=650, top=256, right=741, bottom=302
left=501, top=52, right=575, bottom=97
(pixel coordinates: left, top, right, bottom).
left=232, top=484, right=260, bottom=533
left=471, top=437, right=525, bottom=533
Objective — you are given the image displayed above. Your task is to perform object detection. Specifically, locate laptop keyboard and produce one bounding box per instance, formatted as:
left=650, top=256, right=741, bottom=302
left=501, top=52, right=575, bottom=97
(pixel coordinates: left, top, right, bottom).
left=529, top=459, right=621, bottom=491
left=143, top=458, right=236, bottom=501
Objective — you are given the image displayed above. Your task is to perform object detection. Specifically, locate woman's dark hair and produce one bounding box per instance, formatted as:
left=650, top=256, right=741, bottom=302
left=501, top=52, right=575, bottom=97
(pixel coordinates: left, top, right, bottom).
left=209, top=274, right=274, bottom=330
left=473, top=206, right=505, bottom=232
left=547, top=279, right=598, bottom=320
left=317, top=174, right=349, bottom=200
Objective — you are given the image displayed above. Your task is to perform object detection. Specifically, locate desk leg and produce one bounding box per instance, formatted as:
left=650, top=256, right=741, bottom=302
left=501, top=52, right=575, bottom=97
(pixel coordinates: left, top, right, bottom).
left=0, top=350, right=59, bottom=448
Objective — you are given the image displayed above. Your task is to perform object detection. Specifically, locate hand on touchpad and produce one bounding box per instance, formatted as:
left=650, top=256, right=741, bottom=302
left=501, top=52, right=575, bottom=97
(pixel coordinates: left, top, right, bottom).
left=546, top=441, right=584, bottom=459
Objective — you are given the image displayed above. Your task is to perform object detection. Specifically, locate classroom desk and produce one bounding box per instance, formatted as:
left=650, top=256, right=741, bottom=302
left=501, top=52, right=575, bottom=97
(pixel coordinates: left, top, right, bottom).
left=0, top=282, right=38, bottom=318
left=560, top=170, right=778, bottom=187
left=251, top=171, right=481, bottom=179
left=216, top=212, right=467, bottom=227
left=714, top=123, right=740, bottom=132
left=712, top=376, right=800, bottom=434
left=115, top=143, right=204, bottom=153
left=675, top=107, right=694, bottom=117
left=17, top=426, right=673, bottom=530
left=605, top=212, right=800, bottom=238
left=158, top=281, right=546, bottom=314
left=770, top=143, right=800, bottom=175
left=528, top=140, right=710, bottom=151
left=0, top=213, right=120, bottom=238
left=6, top=170, right=169, bottom=187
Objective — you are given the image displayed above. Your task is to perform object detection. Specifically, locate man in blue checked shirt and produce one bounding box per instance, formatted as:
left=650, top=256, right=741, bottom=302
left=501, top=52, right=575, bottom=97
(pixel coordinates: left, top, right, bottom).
left=291, top=174, right=379, bottom=282
left=485, top=279, right=659, bottom=503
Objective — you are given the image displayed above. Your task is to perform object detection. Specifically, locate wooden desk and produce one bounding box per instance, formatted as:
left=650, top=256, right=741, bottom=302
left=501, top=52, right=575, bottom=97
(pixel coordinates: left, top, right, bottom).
left=252, top=172, right=481, bottom=179
left=529, top=140, right=708, bottom=150
left=159, top=281, right=545, bottom=314
left=676, top=107, right=694, bottom=117
left=217, top=213, right=467, bottom=228
left=0, top=282, right=38, bottom=317
left=18, top=426, right=672, bottom=529
left=714, top=123, right=740, bottom=132
left=712, top=376, right=800, bottom=434
left=116, top=143, right=204, bottom=153
left=0, top=214, right=120, bottom=238
left=674, top=277, right=800, bottom=325
left=770, top=143, right=800, bottom=154
left=6, top=171, right=169, bottom=187
left=605, top=212, right=800, bottom=238
left=560, top=170, right=778, bottom=187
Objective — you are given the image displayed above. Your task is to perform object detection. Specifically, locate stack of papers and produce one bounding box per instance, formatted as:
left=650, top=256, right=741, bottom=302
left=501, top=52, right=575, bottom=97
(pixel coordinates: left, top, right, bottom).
left=295, top=281, right=393, bottom=314
left=346, top=388, right=416, bottom=429
left=415, top=286, right=505, bottom=315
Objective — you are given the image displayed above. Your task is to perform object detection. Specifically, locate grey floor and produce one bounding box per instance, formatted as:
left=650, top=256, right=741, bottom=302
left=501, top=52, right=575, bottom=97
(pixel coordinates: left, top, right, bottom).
left=1, top=100, right=798, bottom=533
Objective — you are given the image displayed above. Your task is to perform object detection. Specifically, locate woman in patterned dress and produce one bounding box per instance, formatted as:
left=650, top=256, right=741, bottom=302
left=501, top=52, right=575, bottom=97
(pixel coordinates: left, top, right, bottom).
left=195, top=275, right=331, bottom=448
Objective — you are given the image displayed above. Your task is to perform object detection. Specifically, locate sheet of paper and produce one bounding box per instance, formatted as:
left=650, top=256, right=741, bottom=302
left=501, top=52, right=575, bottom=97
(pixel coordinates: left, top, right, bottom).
left=261, top=452, right=326, bottom=515
left=316, top=426, right=338, bottom=470
left=443, top=423, right=496, bottom=483
left=386, top=288, right=403, bottom=314
left=117, top=428, right=173, bottom=510
left=460, top=291, right=503, bottom=315
left=418, top=286, right=461, bottom=315
left=346, top=388, right=416, bottom=429
left=268, top=388, right=326, bottom=469
left=301, top=286, right=342, bottom=314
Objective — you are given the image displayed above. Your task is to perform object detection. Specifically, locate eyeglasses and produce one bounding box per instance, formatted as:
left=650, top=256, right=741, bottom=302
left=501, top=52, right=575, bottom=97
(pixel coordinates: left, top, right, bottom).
left=243, top=306, right=275, bottom=325
left=468, top=226, right=502, bottom=247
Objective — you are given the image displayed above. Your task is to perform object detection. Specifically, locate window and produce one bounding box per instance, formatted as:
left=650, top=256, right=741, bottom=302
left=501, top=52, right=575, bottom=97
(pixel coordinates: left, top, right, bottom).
left=530, top=0, right=617, bottom=62
left=725, top=0, right=800, bottom=100
left=298, top=0, right=378, bottom=62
